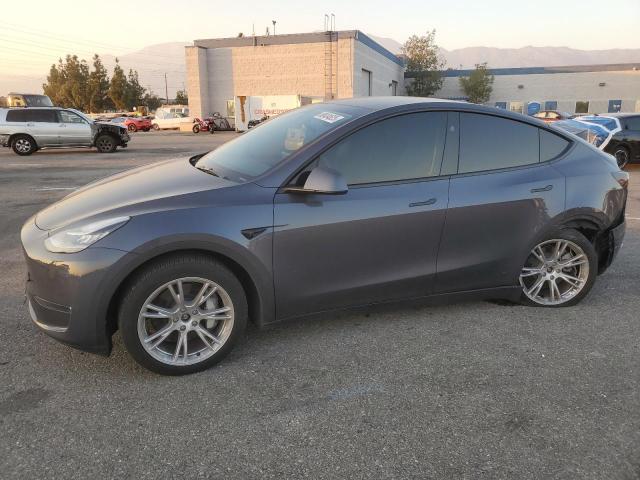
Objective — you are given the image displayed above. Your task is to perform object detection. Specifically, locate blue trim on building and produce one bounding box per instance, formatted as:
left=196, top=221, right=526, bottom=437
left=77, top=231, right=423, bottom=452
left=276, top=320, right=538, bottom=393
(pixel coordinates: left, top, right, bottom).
left=355, top=31, right=405, bottom=67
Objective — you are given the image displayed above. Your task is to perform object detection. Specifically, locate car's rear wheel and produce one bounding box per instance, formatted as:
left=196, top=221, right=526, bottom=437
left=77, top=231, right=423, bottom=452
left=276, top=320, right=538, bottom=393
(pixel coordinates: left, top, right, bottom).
left=152, top=123, right=160, bottom=131
left=613, top=146, right=630, bottom=169
left=192, top=124, right=200, bottom=134
left=11, top=135, right=37, bottom=156
left=119, top=254, right=247, bottom=375
left=95, top=134, right=117, bottom=153
left=128, top=123, right=137, bottom=132
left=519, top=229, right=597, bottom=307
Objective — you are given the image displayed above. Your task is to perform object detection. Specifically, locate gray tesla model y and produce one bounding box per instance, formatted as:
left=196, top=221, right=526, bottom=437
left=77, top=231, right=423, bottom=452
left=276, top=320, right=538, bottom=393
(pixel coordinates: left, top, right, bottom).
left=21, top=98, right=628, bottom=375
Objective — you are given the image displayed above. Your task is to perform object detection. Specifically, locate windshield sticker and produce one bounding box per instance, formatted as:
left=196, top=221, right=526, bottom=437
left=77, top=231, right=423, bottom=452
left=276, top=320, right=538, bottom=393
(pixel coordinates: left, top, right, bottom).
left=314, top=112, right=345, bottom=124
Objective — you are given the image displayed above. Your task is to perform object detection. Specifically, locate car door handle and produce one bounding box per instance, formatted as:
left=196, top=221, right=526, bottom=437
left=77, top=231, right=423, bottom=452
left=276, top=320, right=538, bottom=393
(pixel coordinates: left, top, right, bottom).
left=26, top=123, right=35, bottom=127
left=409, top=198, right=437, bottom=207
left=530, top=185, right=553, bottom=193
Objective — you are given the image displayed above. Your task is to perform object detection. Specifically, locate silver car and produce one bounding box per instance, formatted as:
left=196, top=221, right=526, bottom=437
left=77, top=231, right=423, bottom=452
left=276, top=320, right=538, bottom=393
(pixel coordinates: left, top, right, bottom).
left=0, top=107, right=130, bottom=155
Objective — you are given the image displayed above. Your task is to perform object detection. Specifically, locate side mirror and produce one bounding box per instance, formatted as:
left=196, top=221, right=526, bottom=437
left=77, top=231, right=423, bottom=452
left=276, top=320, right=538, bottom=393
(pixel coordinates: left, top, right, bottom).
left=284, top=166, right=348, bottom=195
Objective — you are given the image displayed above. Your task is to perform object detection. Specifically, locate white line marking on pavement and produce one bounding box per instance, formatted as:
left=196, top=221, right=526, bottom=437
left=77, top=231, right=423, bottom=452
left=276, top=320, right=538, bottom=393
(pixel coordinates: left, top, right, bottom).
left=4, top=163, right=45, bottom=167
left=626, top=217, right=640, bottom=221
left=32, top=187, right=76, bottom=191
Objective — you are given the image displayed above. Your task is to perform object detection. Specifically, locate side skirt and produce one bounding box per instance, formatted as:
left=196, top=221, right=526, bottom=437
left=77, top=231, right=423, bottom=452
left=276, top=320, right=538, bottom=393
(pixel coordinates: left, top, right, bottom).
left=262, top=285, right=523, bottom=328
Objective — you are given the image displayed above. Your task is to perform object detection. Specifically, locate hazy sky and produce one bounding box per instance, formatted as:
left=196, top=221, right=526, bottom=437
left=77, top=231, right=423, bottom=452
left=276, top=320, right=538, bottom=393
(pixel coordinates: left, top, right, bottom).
left=2, top=0, right=640, bottom=76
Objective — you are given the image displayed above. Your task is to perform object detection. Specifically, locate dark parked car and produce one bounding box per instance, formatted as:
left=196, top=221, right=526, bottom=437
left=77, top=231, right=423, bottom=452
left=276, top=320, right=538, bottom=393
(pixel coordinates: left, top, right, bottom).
left=600, top=113, right=640, bottom=168
left=22, top=98, right=628, bottom=375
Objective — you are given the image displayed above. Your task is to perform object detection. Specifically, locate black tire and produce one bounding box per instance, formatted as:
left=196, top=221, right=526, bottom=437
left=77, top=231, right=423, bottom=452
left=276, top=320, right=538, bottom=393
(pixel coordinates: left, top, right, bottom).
left=11, top=134, right=37, bottom=156
left=192, top=124, right=200, bottom=134
left=127, top=123, right=137, bottom=132
left=142, top=128, right=150, bottom=132
left=209, top=125, right=216, bottom=134
left=519, top=228, right=598, bottom=308
left=613, top=146, right=630, bottom=169
left=118, top=253, right=248, bottom=375
left=95, top=134, right=117, bottom=153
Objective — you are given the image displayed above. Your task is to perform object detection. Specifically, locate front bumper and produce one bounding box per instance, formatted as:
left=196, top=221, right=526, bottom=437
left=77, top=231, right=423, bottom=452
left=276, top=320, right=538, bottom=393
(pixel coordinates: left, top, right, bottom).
left=21, top=217, right=131, bottom=355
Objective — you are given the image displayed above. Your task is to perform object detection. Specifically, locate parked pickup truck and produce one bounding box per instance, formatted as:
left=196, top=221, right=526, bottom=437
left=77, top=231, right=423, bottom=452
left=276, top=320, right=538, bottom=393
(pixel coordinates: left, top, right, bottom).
left=0, top=107, right=130, bottom=155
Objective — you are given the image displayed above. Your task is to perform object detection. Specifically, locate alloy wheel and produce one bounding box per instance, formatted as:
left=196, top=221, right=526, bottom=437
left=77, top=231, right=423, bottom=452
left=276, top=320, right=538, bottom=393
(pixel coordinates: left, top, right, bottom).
left=137, top=277, right=235, bottom=366
left=15, top=139, right=31, bottom=153
left=519, top=239, right=589, bottom=306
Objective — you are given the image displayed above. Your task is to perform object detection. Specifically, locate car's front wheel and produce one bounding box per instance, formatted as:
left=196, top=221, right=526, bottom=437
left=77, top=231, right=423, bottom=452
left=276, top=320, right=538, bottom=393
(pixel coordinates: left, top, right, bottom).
left=119, top=254, right=248, bottom=375
left=128, top=123, right=137, bottom=132
left=152, top=123, right=160, bottom=131
left=519, top=229, right=597, bottom=307
left=95, top=134, right=117, bottom=153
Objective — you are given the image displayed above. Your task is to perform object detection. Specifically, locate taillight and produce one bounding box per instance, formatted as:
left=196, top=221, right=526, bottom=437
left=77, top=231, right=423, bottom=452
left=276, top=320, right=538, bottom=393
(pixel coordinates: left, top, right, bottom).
left=611, top=171, right=629, bottom=189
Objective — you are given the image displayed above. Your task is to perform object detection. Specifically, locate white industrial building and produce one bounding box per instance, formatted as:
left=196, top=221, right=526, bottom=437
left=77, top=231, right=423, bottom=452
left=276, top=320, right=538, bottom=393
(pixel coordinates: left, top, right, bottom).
left=185, top=30, right=405, bottom=123
left=433, top=63, right=640, bottom=114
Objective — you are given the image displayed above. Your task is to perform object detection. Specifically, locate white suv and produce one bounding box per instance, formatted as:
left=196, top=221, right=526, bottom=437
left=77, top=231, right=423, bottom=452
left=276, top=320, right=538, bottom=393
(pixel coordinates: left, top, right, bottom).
left=0, top=107, right=130, bottom=155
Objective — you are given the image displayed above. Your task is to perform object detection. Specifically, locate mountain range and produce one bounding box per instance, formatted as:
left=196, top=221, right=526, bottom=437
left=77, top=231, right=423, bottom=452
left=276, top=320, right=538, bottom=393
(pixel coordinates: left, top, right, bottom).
left=4, top=36, right=640, bottom=96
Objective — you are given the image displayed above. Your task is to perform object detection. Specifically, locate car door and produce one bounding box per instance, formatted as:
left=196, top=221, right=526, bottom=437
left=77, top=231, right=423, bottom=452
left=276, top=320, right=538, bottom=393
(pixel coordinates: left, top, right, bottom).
left=58, top=110, right=93, bottom=145
left=435, top=112, right=569, bottom=293
left=273, top=111, right=453, bottom=319
left=25, top=109, right=60, bottom=147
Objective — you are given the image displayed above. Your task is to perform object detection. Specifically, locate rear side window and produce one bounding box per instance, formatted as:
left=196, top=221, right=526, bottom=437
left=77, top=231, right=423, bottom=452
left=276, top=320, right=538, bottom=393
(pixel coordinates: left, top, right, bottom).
left=316, top=112, right=447, bottom=185
left=459, top=113, right=539, bottom=173
left=540, top=130, right=570, bottom=161
left=25, top=109, right=58, bottom=122
left=6, top=110, right=27, bottom=122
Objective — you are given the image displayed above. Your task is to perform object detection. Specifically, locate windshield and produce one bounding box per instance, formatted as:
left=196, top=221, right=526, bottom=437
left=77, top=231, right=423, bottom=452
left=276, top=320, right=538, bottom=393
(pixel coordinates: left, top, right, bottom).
left=196, top=103, right=367, bottom=182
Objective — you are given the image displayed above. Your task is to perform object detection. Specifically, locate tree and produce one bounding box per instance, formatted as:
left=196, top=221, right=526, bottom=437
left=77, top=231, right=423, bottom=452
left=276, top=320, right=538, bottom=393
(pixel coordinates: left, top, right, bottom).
left=108, top=59, right=128, bottom=110
left=402, top=30, right=445, bottom=97
left=143, top=93, right=163, bottom=111
left=87, top=54, right=112, bottom=113
left=125, top=69, right=146, bottom=109
left=175, top=89, right=188, bottom=105
left=459, top=63, right=494, bottom=104
left=43, top=55, right=90, bottom=110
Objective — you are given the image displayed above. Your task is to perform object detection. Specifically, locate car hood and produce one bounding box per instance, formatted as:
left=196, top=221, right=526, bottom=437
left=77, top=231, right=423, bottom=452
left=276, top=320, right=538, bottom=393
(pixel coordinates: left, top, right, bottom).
left=35, top=157, right=236, bottom=230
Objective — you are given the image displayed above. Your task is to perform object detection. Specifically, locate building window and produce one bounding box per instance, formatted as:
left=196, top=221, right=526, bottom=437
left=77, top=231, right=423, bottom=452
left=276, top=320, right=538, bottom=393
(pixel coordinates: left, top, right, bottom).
left=544, top=101, right=558, bottom=110
left=509, top=101, right=524, bottom=114
left=391, top=80, right=398, bottom=96
left=575, top=101, right=589, bottom=114
left=608, top=100, right=622, bottom=113
left=495, top=102, right=507, bottom=109
left=361, top=69, right=372, bottom=96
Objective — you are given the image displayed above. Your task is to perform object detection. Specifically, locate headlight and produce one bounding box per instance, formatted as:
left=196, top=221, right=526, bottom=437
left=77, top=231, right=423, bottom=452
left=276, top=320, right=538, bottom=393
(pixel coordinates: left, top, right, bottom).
left=44, top=216, right=130, bottom=253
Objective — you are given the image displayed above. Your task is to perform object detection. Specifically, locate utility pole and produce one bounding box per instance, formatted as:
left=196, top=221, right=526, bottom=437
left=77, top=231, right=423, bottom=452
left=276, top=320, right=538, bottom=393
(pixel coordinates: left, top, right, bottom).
left=272, top=20, right=276, bottom=36
left=164, top=73, right=169, bottom=105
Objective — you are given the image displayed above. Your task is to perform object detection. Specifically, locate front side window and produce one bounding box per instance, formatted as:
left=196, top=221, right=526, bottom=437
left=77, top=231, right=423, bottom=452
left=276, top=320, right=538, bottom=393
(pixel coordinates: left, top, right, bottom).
left=59, top=110, right=87, bottom=124
left=459, top=113, right=539, bottom=174
left=315, top=112, right=447, bottom=185
left=196, top=103, right=366, bottom=182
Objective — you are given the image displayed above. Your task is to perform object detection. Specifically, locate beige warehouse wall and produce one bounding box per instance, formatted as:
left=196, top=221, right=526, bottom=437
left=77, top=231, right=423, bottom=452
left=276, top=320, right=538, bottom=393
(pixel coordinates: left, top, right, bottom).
left=185, top=46, right=209, bottom=119
left=436, top=70, right=640, bottom=113
left=353, top=40, right=405, bottom=97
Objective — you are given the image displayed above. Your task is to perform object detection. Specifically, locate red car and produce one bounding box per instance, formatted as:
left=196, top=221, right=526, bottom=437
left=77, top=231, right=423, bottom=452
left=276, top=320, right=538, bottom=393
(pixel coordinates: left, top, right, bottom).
left=111, top=116, right=152, bottom=132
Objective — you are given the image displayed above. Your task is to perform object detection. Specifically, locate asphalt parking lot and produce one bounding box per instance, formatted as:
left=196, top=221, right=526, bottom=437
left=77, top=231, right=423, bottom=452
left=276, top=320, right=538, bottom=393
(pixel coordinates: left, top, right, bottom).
left=1, top=130, right=640, bottom=479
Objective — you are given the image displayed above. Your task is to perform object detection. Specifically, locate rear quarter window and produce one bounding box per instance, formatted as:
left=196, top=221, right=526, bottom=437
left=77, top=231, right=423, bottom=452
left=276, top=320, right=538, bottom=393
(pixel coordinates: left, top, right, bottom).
left=540, top=130, right=570, bottom=161
left=6, top=110, right=27, bottom=122
left=625, top=116, right=640, bottom=130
